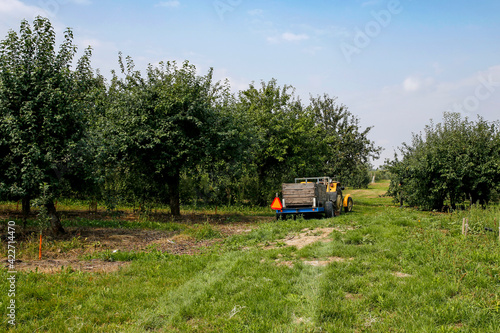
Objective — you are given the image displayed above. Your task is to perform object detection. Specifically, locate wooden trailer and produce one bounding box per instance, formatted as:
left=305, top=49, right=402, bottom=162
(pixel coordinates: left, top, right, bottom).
left=272, top=177, right=353, bottom=219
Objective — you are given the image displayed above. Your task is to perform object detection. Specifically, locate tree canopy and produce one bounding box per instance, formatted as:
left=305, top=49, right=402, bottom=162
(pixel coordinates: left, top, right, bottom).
left=97, top=56, right=239, bottom=215
left=386, top=112, right=500, bottom=210
left=0, top=17, right=96, bottom=233
left=309, top=94, right=381, bottom=187
left=235, top=79, right=322, bottom=205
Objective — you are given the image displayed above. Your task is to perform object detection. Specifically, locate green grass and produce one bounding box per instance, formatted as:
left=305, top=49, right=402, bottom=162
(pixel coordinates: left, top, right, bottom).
left=1, top=182, right=500, bottom=332
left=61, top=217, right=185, bottom=231
left=181, top=204, right=274, bottom=216
left=0, top=198, right=273, bottom=218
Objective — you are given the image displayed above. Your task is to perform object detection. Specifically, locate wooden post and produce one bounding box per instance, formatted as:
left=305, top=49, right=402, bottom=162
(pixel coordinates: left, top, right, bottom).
left=464, top=218, right=469, bottom=237
left=462, top=218, right=466, bottom=235
left=39, top=234, right=42, bottom=260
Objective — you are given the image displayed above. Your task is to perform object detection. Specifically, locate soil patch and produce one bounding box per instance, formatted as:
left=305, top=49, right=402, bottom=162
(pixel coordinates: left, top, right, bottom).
left=302, top=256, right=352, bottom=266
left=345, top=292, right=363, bottom=300
left=267, top=226, right=356, bottom=250
left=0, top=217, right=261, bottom=273
left=275, top=256, right=353, bottom=268
left=7, top=259, right=130, bottom=274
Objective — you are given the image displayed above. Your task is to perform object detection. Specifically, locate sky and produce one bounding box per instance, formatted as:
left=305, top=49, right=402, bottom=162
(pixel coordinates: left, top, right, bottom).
left=1, top=0, right=499, bottom=167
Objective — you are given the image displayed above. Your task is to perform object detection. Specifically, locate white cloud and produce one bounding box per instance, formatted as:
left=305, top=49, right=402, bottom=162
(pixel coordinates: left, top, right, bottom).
left=155, top=1, right=180, bottom=8
left=282, top=32, right=309, bottom=42
left=267, top=32, right=310, bottom=44
left=402, top=76, right=435, bottom=92
left=402, top=77, right=420, bottom=92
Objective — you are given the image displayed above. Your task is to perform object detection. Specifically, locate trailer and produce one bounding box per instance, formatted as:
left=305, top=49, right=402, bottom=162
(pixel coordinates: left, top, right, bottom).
left=271, top=176, right=353, bottom=219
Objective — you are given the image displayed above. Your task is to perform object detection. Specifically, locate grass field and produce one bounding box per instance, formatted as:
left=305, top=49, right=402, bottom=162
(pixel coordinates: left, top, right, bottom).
left=1, top=181, right=500, bottom=332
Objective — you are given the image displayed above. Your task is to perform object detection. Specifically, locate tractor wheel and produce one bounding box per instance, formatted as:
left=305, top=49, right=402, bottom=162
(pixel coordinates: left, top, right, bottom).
left=335, top=194, right=343, bottom=216
left=325, top=201, right=334, bottom=218
left=344, top=197, right=353, bottom=213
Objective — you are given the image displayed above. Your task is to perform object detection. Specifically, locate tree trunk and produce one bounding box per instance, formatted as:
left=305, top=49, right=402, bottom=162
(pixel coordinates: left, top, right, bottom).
left=22, top=195, right=31, bottom=215
left=46, top=201, right=65, bottom=235
left=22, top=195, right=30, bottom=227
left=167, top=173, right=181, bottom=216
left=450, top=194, right=456, bottom=211
left=433, top=199, right=444, bottom=211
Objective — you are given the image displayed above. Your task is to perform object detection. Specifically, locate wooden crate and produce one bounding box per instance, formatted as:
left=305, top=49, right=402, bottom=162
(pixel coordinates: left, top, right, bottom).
left=282, top=183, right=327, bottom=207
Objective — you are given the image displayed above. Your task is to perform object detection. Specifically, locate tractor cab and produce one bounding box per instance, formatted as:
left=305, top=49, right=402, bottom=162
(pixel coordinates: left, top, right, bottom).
left=327, top=181, right=345, bottom=193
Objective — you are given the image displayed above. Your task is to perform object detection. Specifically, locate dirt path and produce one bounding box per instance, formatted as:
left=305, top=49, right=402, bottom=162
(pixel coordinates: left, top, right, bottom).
left=266, top=226, right=356, bottom=250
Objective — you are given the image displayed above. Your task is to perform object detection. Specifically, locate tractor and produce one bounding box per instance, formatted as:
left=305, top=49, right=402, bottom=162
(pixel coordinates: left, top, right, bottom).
left=271, top=177, right=353, bottom=219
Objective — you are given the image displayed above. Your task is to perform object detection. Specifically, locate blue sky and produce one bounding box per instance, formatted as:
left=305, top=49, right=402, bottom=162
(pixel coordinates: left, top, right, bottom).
left=1, top=0, right=499, bottom=166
